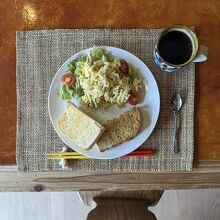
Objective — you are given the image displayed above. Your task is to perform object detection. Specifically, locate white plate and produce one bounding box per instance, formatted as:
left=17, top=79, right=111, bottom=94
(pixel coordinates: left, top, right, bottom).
left=48, top=46, right=160, bottom=159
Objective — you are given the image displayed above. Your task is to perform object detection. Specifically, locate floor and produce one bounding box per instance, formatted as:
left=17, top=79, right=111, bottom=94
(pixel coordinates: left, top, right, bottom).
left=0, top=189, right=219, bottom=220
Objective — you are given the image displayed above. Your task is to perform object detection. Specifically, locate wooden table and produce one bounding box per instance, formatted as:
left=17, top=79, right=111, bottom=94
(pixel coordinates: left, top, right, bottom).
left=0, top=0, right=219, bottom=191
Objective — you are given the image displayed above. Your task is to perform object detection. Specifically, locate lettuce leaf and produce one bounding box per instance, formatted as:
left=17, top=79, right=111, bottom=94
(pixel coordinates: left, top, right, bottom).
left=67, top=61, right=76, bottom=73
left=75, top=80, right=84, bottom=97
left=91, top=46, right=114, bottom=62
left=129, top=65, right=137, bottom=82
left=59, top=84, right=74, bottom=100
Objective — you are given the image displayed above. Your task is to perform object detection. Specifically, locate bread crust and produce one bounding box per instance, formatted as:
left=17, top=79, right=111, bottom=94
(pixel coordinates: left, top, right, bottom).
left=58, top=102, right=105, bottom=150
left=97, top=107, right=140, bottom=152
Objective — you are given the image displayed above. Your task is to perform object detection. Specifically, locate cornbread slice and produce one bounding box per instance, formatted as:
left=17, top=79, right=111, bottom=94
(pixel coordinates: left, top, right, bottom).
left=58, top=102, right=105, bottom=150
left=96, top=107, right=140, bottom=152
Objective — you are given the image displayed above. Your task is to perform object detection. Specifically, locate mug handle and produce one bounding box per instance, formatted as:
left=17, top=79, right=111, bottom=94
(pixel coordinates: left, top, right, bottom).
left=192, top=45, right=208, bottom=62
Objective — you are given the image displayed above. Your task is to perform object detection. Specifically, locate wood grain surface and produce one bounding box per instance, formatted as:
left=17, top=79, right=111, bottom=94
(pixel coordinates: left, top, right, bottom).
left=0, top=161, right=219, bottom=192
left=0, top=0, right=220, bottom=164
left=79, top=190, right=164, bottom=206
left=150, top=189, right=220, bottom=220
left=87, top=199, right=157, bottom=220
left=0, top=190, right=219, bottom=220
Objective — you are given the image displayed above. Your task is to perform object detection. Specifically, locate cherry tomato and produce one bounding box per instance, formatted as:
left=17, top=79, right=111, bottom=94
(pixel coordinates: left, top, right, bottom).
left=119, top=59, right=129, bottom=74
left=61, top=73, right=76, bottom=86
left=128, top=92, right=140, bottom=105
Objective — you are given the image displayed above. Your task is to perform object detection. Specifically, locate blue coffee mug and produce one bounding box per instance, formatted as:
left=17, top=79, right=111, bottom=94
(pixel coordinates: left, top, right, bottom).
left=153, top=25, right=208, bottom=72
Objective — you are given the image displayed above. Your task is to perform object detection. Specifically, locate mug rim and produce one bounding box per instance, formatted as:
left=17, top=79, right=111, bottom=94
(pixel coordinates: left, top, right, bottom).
left=157, top=24, right=199, bottom=67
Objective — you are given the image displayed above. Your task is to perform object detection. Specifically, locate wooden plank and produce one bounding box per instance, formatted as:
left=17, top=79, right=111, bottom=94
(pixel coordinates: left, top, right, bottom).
left=0, top=161, right=219, bottom=192
left=1, top=190, right=219, bottom=219
left=150, top=189, right=220, bottom=220
left=0, top=192, right=93, bottom=220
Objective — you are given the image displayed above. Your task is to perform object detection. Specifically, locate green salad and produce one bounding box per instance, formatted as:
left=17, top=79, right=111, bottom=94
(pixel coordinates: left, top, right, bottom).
left=59, top=46, right=142, bottom=108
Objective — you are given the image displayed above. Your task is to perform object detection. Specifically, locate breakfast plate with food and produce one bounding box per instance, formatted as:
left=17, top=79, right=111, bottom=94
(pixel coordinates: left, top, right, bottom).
left=48, top=46, right=160, bottom=159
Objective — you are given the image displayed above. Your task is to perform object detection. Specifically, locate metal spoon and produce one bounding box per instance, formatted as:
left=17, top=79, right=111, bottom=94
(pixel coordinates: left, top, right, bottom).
left=169, top=92, right=183, bottom=153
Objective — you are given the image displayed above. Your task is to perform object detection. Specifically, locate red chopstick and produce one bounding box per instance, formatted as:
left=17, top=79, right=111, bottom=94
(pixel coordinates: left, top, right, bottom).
left=123, top=149, right=154, bottom=157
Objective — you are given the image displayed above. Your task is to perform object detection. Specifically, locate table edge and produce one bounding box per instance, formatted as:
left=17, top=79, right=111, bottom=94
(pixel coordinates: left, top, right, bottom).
left=0, top=160, right=219, bottom=191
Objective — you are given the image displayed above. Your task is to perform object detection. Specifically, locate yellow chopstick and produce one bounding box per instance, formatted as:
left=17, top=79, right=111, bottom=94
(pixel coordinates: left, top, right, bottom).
left=46, top=151, right=89, bottom=159
left=47, top=152, right=81, bottom=156
left=47, top=156, right=89, bottom=159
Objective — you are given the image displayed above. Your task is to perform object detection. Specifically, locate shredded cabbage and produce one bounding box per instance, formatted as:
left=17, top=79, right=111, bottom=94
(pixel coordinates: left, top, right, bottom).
left=60, top=46, right=142, bottom=108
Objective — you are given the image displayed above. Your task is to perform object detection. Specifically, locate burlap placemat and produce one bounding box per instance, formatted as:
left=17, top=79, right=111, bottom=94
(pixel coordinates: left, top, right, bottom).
left=16, top=29, right=195, bottom=172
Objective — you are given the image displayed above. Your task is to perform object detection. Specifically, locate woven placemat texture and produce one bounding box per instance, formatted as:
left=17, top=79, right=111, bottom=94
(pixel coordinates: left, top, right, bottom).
left=16, top=29, right=195, bottom=172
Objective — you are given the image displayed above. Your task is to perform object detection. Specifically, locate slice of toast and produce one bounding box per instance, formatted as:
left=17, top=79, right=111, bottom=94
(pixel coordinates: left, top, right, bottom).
left=58, top=102, right=105, bottom=150
left=96, top=107, right=140, bottom=152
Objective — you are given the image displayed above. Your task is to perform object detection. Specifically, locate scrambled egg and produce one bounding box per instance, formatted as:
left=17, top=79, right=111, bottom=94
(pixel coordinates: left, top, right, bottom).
left=78, top=57, right=140, bottom=108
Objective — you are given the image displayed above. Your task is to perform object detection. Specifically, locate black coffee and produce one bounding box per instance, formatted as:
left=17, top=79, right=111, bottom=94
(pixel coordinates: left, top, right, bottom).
left=158, top=31, right=193, bottom=65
